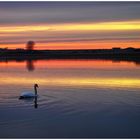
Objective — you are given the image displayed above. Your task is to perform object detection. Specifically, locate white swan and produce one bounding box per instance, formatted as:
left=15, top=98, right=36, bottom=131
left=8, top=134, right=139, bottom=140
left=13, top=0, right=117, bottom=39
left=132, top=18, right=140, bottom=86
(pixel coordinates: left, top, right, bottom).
left=19, top=84, right=39, bottom=99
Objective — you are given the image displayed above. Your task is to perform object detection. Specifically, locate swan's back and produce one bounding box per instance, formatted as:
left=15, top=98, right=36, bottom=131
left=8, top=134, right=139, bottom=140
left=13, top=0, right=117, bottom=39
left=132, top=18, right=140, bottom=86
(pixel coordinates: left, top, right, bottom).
left=19, top=92, right=37, bottom=99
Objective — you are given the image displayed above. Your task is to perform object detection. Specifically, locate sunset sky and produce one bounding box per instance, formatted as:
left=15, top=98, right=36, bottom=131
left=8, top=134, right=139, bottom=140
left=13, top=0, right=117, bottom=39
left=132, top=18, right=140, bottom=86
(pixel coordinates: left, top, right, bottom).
left=0, top=2, right=140, bottom=50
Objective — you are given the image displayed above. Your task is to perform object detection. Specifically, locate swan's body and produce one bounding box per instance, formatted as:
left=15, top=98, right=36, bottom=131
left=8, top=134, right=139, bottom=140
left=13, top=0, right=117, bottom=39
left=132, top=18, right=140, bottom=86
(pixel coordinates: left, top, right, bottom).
left=19, top=84, right=39, bottom=99
left=19, top=92, right=37, bottom=99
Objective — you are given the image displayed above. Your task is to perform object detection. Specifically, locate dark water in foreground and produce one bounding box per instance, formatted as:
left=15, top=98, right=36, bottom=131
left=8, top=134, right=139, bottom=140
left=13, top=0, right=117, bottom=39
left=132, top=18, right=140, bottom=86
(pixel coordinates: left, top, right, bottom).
left=0, top=59, right=140, bottom=138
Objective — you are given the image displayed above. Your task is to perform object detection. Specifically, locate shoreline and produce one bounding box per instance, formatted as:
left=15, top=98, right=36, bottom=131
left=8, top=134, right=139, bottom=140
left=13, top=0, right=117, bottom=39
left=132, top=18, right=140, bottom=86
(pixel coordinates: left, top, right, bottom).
left=0, top=48, right=140, bottom=64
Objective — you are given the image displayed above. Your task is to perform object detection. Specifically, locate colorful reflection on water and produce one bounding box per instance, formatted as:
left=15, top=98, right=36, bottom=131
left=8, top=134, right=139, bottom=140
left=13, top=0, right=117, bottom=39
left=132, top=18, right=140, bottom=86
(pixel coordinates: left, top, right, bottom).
left=0, top=59, right=140, bottom=88
left=0, top=59, right=140, bottom=138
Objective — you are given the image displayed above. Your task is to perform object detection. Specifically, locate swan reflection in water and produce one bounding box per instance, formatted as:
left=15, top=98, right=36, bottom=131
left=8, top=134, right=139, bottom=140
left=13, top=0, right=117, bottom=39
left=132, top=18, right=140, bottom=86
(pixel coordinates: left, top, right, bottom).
left=34, top=96, right=38, bottom=109
left=19, top=96, right=38, bottom=109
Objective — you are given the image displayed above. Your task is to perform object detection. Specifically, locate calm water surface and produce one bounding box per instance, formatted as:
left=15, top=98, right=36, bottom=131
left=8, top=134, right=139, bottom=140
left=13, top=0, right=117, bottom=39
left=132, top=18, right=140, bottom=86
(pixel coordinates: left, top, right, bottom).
left=0, top=59, right=140, bottom=138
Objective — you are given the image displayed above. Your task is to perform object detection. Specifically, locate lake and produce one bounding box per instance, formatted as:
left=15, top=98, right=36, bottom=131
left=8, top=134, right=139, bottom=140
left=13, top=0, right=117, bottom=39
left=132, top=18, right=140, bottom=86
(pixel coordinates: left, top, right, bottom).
left=0, top=59, right=140, bottom=138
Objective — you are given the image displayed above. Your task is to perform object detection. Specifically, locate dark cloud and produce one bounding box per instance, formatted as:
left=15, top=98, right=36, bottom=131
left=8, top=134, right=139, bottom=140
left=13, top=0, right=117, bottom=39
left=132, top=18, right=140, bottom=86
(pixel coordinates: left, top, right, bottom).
left=0, top=2, right=140, bottom=25
left=0, top=30, right=140, bottom=45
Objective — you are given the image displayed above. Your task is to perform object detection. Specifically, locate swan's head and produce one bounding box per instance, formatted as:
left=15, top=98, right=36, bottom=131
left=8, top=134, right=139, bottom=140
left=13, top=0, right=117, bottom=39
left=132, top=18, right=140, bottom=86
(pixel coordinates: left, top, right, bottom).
left=34, top=84, right=39, bottom=88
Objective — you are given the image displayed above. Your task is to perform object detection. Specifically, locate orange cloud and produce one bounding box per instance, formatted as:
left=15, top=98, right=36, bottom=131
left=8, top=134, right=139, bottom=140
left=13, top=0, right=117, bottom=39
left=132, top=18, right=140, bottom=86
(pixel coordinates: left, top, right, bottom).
left=0, top=40, right=140, bottom=50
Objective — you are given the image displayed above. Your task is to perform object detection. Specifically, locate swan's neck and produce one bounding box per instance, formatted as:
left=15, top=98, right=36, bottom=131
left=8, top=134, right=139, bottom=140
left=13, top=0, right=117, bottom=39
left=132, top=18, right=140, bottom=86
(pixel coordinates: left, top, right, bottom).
left=34, top=86, right=37, bottom=95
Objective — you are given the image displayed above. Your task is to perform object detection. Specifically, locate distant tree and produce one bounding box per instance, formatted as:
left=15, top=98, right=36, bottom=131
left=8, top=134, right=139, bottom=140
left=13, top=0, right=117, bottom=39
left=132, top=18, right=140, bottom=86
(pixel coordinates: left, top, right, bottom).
left=26, top=41, right=35, bottom=50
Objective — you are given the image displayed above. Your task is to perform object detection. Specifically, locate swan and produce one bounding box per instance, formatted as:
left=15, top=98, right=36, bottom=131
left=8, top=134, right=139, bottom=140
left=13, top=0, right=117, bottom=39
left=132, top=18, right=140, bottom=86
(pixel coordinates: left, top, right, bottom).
left=19, top=84, right=39, bottom=99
